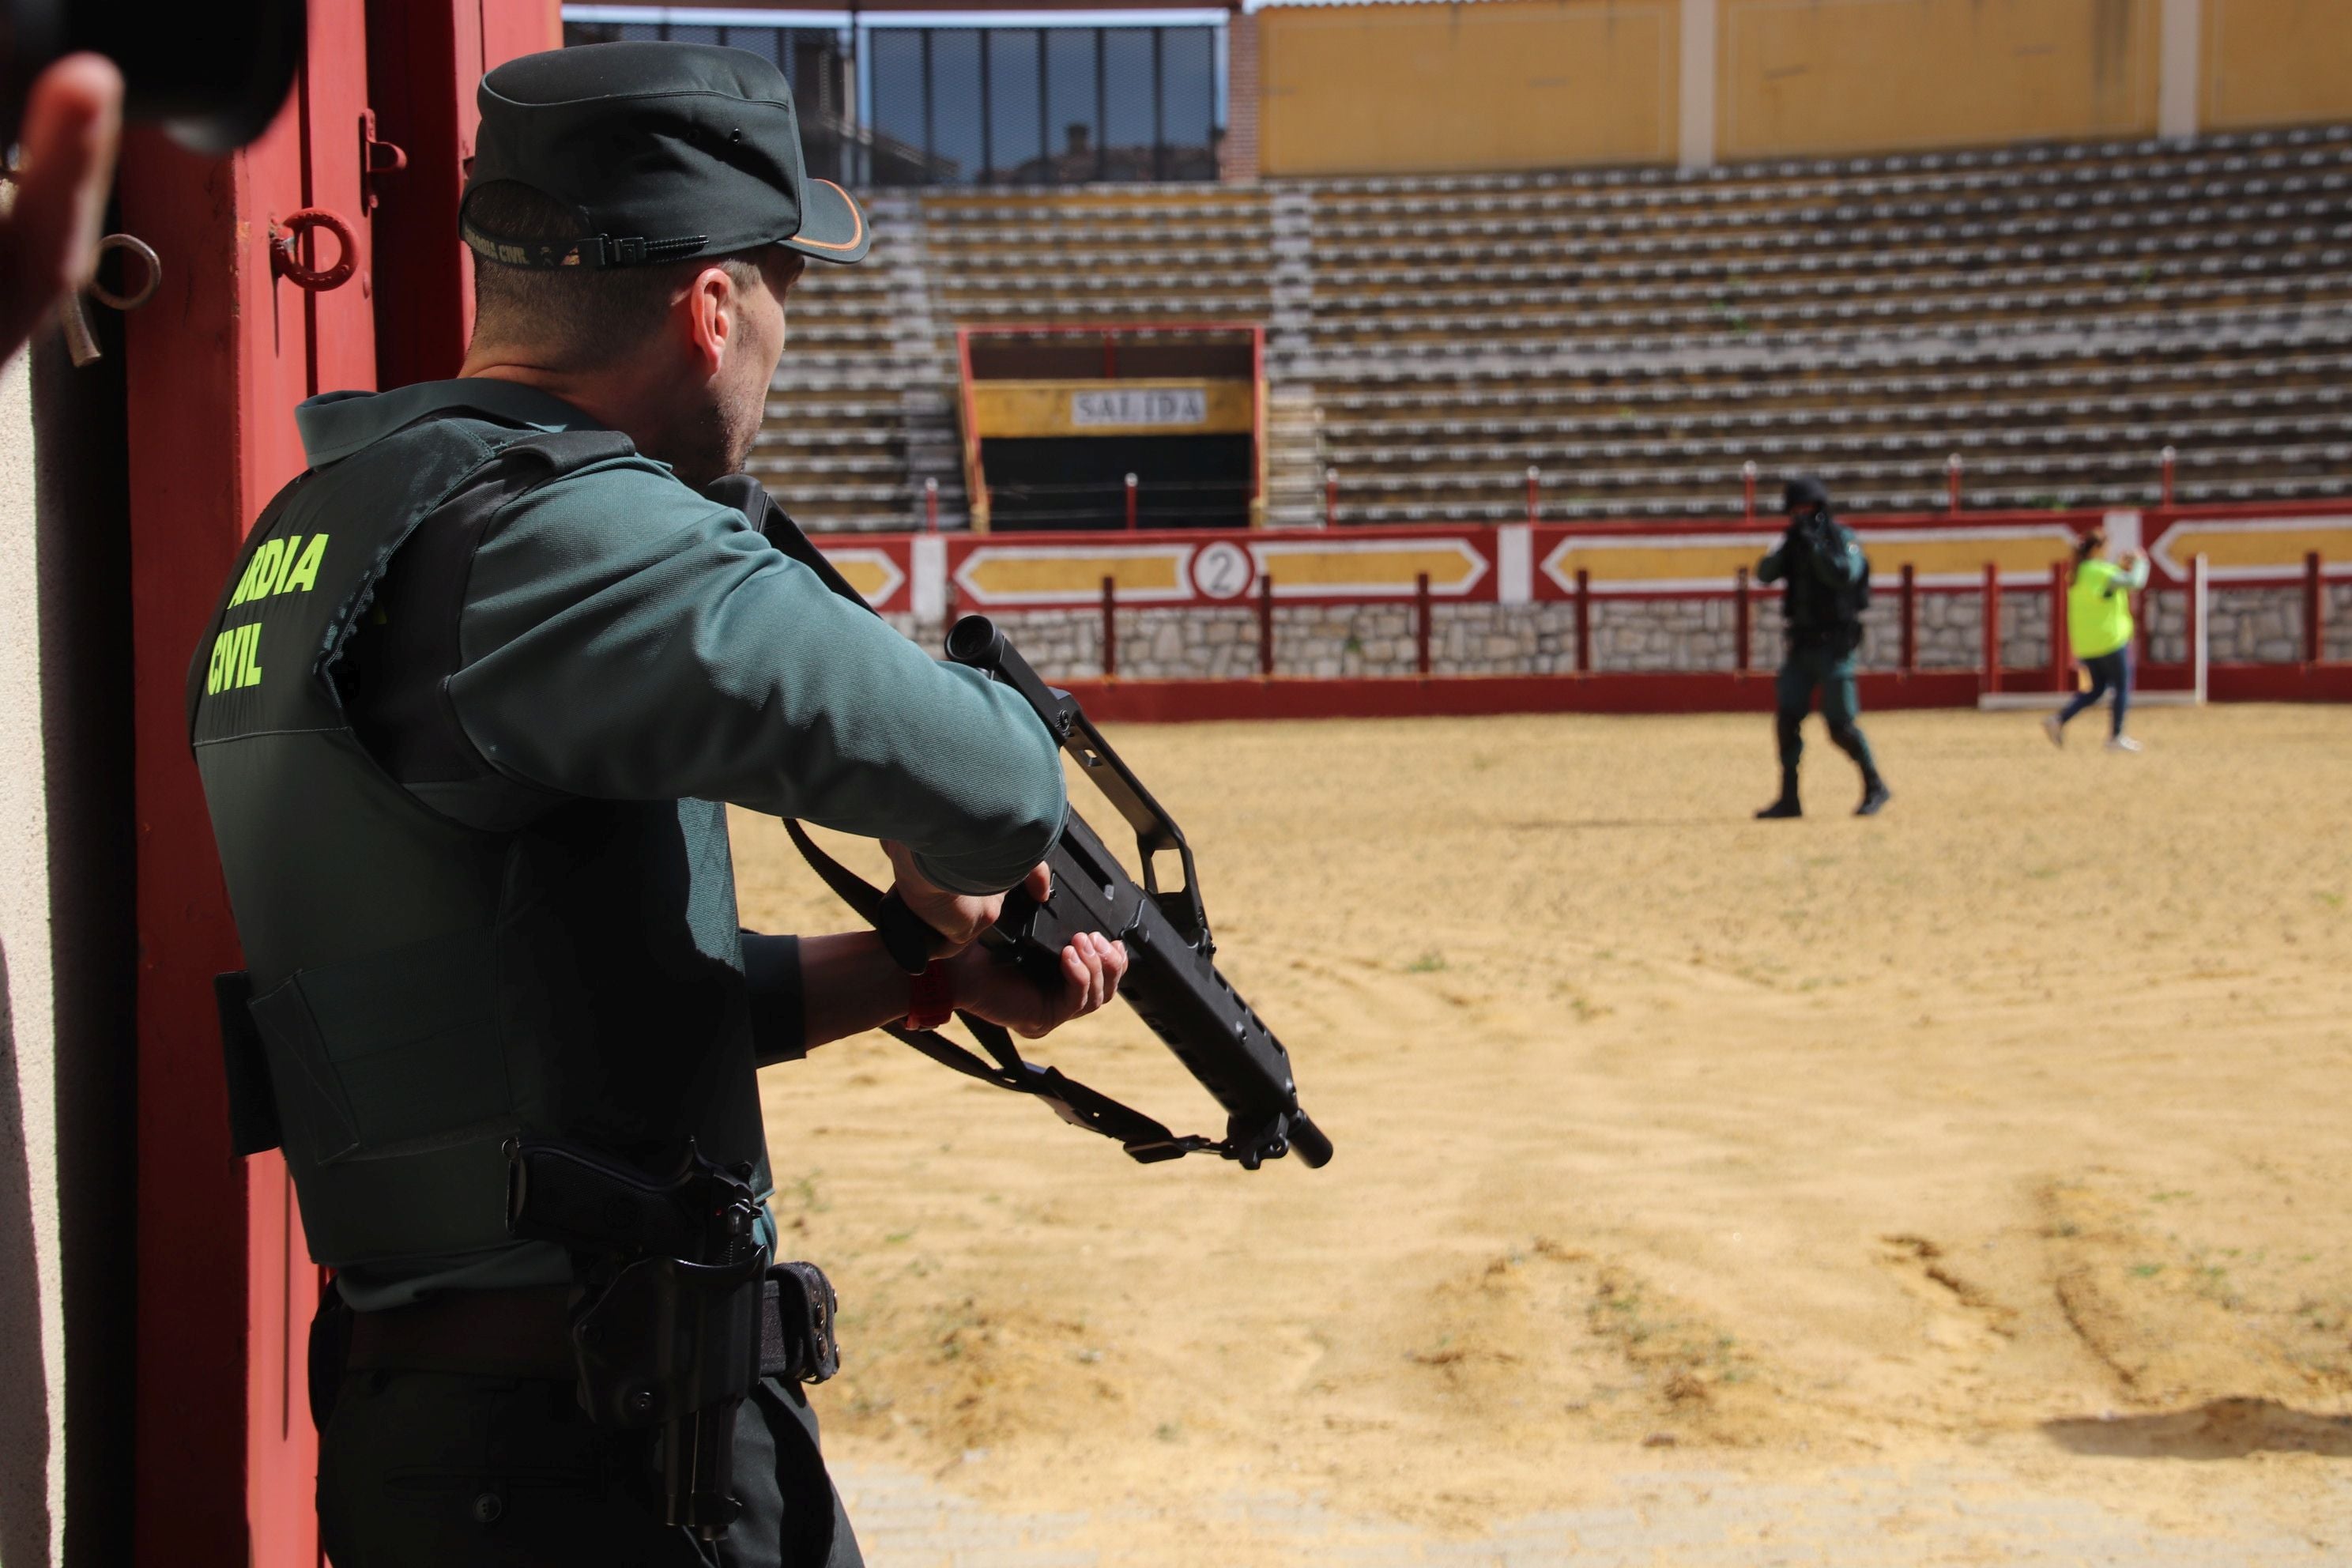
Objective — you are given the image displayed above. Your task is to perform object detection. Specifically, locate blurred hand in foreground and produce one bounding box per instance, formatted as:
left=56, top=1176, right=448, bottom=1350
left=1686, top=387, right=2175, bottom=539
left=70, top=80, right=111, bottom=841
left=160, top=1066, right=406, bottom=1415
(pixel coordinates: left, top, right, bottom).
left=1, top=54, right=123, bottom=366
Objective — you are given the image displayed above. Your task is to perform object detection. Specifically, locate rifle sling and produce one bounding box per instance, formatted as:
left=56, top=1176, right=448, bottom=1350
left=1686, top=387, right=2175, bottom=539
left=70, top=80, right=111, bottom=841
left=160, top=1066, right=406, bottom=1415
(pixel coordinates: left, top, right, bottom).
left=781, top=816, right=1216, bottom=1164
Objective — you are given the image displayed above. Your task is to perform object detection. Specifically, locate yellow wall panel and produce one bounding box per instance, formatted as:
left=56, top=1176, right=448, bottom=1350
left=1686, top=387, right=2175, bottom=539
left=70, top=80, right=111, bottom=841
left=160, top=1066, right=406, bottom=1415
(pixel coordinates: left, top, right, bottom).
left=2203, top=0, right=2352, bottom=130
left=1258, top=0, right=1677, bottom=177
left=1719, top=0, right=2158, bottom=160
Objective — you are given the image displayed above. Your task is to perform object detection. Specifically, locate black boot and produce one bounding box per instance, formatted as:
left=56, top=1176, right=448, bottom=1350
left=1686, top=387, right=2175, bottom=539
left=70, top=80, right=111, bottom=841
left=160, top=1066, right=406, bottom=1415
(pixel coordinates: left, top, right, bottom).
left=1755, top=771, right=1801, bottom=820
left=1855, top=777, right=1891, bottom=816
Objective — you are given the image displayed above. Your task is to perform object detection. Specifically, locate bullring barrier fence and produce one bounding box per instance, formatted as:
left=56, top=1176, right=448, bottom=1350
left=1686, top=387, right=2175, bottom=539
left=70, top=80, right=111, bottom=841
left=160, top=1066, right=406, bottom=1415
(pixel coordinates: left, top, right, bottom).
left=811, top=499, right=2352, bottom=721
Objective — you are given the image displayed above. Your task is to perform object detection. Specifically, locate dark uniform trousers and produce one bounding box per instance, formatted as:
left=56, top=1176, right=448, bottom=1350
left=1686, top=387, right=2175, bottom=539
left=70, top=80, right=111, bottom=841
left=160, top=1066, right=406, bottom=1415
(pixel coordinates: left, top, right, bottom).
left=318, top=1366, right=862, bottom=1568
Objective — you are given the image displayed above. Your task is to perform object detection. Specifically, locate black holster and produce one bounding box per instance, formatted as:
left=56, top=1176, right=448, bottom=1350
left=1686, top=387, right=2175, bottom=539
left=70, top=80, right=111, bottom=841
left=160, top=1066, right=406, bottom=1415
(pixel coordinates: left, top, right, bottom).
left=506, top=1135, right=839, bottom=1541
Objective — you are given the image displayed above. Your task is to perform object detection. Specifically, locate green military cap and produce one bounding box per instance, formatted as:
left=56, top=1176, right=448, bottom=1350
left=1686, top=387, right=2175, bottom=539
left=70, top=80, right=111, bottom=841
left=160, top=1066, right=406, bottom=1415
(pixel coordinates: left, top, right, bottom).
left=461, top=40, right=869, bottom=269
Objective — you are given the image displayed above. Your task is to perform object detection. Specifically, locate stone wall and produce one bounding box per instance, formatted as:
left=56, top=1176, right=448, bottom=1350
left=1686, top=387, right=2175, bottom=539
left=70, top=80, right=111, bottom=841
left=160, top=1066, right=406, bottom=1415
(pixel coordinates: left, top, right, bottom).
left=1, top=334, right=140, bottom=1568
left=910, top=590, right=2046, bottom=682
left=896, top=582, right=2349, bottom=683
left=2205, top=584, right=2352, bottom=664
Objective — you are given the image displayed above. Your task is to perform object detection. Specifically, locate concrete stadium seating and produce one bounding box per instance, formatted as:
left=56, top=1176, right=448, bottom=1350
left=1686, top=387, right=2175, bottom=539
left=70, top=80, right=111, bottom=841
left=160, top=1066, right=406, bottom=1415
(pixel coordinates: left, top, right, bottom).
left=752, top=124, right=2352, bottom=529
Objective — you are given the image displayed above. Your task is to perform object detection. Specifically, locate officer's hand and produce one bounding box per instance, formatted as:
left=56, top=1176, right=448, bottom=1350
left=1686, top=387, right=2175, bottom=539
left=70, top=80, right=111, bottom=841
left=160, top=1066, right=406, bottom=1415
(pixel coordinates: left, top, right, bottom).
left=947, top=932, right=1129, bottom=1040
left=884, top=842, right=1051, bottom=953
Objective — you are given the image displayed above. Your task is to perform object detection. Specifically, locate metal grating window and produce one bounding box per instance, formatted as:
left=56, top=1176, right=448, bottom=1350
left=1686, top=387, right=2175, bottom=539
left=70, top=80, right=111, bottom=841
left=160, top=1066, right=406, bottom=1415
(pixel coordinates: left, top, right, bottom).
left=562, top=16, right=1223, bottom=188
left=863, top=24, right=1223, bottom=187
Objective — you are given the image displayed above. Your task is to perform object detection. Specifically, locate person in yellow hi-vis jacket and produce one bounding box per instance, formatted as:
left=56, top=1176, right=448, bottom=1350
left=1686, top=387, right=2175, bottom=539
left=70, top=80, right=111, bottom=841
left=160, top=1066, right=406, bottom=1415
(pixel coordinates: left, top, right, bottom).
left=2044, top=527, right=2151, bottom=752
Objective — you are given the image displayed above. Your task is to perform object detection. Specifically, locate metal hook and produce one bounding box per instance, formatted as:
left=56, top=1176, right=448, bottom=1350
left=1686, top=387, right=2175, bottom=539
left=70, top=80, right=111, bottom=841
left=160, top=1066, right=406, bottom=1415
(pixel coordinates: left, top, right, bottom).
left=90, top=234, right=162, bottom=312
left=61, top=232, right=164, bottom=368
left=271, top=208, right=358, bottom=292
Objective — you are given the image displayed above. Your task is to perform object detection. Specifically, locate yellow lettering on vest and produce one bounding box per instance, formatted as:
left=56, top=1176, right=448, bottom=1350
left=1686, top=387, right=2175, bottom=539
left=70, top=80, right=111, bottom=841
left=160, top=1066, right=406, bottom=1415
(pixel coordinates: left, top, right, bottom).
left=237, top=621, right=264, bottom=689
left=279, top=532, right=329, bottom=595
left=266, top=534, right=303, bottom=597
left=239, top=540, right=285, bottom=610
left=228, top=551, right=264, bottom=609
left=205, top=630, right=234, bottom=695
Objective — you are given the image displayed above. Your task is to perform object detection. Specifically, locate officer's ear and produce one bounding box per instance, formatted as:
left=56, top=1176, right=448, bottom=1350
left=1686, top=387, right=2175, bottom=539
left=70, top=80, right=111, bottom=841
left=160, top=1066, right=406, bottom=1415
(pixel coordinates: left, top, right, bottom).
left=680, top=262, right=741, bottom=379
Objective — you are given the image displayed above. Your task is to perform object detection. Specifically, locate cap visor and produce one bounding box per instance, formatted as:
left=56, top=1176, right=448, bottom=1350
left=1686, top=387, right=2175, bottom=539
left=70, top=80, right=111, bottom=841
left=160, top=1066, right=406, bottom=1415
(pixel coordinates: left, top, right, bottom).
left=782, top=179, right=870, bottom=264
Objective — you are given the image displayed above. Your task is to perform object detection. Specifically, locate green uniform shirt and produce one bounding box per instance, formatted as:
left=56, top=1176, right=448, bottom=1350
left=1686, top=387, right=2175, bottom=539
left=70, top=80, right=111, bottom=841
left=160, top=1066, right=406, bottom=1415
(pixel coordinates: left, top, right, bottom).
left=295, top=379, right=1065, bottom=891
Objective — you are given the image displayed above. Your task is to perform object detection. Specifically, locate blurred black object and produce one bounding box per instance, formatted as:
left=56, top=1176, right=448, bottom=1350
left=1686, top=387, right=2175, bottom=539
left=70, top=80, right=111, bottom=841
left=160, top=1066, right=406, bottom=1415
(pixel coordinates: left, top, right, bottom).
left=2, top=0, right=305, bottom=154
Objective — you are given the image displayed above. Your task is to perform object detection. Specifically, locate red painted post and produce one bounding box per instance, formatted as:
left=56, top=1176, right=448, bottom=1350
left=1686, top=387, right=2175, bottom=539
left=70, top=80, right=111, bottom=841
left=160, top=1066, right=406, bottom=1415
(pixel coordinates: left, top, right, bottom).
left=1101, top=575, right=1118, bottom=678
left=2160, top=445, right=2177, bottom=509
left=2051, top=560, right=2072, bottom=692
left=1124, top=471, right=1139, bottom=532
left=1947, top=452, right=1964, bottom=517
left=2306, top=550, right=2324, bottom=665
left=1525, top=465, right=1540, bottom=526
left=925, top=477, right=939, bottom=533
left=1982, top=561, right=2001, bottom=694
left=1574, top=567, right=1592, bottom=674
left=1324, top=466, right=1339, bottom=528
left=1257, top=571, right=1276, bottom=677
left=1898, top=563, right=1917, bottom=675
left=1743, top=459, right=1758, bottom=523
left=1415, top=571, right=1432, bottom=677
left=2185, top=553, right=2204, bottom=682
left=1733, top=566, right=1751, bottom=674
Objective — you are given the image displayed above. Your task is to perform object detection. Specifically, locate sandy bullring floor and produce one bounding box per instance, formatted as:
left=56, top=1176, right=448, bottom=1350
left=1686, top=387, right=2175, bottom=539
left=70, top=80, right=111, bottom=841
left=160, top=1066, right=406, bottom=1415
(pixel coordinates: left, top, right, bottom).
left=730, top=703, right=2352, bottom=1565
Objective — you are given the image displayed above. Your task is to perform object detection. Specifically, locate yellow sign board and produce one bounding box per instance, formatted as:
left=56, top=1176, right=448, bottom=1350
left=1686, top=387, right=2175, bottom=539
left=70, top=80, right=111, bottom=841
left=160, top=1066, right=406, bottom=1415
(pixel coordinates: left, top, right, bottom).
left=2149, top=516, right=2352, bottom=580
left=1543, top=527, right=2082, bottom=591
left=969, top=379, right=1255, bottom=439
left=956, top=545, right=1190, bottom=605
left=1253, top=538, right=1487, bottom=596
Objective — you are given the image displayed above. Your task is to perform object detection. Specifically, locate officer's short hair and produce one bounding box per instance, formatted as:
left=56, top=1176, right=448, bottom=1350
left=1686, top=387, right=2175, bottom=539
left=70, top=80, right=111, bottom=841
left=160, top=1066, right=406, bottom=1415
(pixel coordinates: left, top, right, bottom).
left=466, top=181, right=797, bottom=364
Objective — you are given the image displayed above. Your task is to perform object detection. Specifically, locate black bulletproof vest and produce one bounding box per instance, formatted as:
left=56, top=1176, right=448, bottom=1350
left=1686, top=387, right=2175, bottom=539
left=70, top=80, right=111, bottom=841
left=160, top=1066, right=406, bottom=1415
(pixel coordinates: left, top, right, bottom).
left=1783, top=520, right=1871, bottom=653
left=187, top=416, right=771, bottom=1268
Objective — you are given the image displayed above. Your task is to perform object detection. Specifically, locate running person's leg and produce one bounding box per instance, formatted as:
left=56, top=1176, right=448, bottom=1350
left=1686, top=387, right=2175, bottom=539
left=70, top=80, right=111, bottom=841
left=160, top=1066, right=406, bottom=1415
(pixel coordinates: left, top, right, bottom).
left=2105, top=648, right=2133, bottom=738
left=1819, top=653, right=1890, bottom=815
left=2053, top=658, right=2112, bottom=728
left=1758, top=656, right=1815, bottom=817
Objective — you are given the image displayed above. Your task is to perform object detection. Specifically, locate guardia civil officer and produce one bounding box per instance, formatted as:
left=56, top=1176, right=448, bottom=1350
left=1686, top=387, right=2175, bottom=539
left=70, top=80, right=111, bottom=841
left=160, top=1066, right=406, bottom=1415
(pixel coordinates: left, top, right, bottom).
left=1754, top=477, right=1891, bottom=819
left=187, top=43, right=1127, bottom=1567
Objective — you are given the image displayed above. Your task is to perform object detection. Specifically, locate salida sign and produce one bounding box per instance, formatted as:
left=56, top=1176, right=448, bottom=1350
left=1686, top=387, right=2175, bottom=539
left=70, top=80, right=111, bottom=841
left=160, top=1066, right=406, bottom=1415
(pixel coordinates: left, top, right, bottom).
left=1069, top=386, right=1210, bottom=428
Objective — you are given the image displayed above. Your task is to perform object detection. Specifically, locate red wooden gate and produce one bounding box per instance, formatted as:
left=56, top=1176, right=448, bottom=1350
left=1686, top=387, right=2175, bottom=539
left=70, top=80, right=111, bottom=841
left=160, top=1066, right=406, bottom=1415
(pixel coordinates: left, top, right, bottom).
left=120, top=5, right=556, bottom=1563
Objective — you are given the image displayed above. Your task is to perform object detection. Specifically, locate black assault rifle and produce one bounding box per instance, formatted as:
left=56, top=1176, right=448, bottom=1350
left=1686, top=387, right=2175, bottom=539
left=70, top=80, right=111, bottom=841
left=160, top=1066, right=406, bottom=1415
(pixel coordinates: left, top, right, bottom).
left=910, top=615, right=1332, bottom=1170
left=707, top=474, right=1331, bottom=1173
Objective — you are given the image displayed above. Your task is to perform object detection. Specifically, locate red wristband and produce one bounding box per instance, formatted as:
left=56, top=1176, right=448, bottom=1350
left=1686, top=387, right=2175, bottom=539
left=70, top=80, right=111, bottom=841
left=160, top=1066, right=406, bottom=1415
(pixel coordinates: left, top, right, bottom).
left=905, top=960, right=954, bottom=1031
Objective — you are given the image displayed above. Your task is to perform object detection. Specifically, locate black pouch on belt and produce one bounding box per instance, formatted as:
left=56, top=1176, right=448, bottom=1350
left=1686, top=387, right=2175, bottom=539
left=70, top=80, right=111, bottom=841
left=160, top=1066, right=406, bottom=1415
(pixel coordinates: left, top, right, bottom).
left=764, top=1261, right=839, bottom=1385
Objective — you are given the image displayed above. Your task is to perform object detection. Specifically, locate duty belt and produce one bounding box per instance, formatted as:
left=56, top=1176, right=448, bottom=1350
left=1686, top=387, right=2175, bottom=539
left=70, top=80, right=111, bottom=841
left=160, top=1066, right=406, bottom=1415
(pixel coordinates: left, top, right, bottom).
left=342, top=1265, right=840, bottom=1386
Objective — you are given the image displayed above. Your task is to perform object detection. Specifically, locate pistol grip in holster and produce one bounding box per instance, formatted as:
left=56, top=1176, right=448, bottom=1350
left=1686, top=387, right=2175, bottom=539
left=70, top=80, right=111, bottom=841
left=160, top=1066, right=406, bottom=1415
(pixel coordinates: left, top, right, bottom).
left=570, top=1249, right=771, bottom=1537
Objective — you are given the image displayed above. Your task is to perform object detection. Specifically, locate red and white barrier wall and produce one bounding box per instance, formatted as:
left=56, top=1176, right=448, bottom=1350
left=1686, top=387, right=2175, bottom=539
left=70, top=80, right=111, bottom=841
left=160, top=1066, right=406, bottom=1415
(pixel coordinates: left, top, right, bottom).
left=809, top=502, right=2352, bottom=719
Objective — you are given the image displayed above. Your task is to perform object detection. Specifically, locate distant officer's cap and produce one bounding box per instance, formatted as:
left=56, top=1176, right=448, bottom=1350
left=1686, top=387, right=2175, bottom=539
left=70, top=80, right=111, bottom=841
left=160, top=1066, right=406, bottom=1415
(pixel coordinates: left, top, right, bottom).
left=462, top=41, right=869, bottom=270
left=1783, top=475, right=1832, bottom=512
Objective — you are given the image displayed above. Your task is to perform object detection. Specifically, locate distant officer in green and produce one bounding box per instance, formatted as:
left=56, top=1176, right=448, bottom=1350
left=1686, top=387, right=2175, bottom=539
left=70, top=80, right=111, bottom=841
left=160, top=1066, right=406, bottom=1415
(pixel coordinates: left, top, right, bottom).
left=188, top=43, right=1129, bottom=1568
left=1754, top=477, right=1891, bottom=819
left=2042, top=526, right=2150, bottom=752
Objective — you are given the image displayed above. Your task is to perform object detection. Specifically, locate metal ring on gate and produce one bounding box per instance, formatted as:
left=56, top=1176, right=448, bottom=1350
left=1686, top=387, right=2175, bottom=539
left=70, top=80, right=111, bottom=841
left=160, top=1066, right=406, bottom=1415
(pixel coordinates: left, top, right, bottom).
left=271, top=208, right=357, bottom=292
left=89, top=234, right=161, bottom=312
